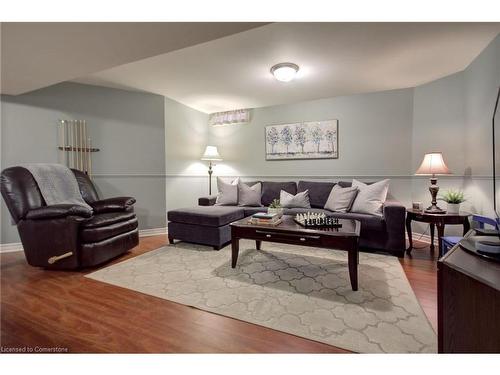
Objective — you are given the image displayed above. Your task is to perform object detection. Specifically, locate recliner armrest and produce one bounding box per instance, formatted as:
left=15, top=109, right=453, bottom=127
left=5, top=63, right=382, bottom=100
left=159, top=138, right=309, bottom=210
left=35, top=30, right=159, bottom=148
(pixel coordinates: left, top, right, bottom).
left=26, top=204, right=93, bottom=220
left=91, top=197, right=136, bottom=213
left=198, top=195, right=217, bottom=206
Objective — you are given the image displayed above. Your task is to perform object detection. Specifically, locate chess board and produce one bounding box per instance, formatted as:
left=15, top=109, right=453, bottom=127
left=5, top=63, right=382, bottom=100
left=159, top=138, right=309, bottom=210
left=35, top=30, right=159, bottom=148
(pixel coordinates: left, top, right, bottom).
left=294, top=213, right=343, bottom=228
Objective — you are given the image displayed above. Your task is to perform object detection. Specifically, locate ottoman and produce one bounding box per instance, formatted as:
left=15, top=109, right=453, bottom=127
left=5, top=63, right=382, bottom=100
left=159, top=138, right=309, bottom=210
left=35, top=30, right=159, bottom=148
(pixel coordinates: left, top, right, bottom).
left=167, top=206, right=245, bottom=249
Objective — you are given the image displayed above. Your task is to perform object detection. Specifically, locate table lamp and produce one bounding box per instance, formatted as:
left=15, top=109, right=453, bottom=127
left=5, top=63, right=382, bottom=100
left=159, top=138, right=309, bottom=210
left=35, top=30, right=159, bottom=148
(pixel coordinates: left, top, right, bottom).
left=415, top=152, right=451, bottom=213
left=201, top=146, right=222, bottom=195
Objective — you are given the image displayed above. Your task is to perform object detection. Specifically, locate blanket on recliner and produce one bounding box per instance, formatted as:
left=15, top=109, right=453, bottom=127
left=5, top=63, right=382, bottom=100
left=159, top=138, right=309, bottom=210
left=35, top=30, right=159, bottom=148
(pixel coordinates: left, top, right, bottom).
left=23, top=163, right=92, bottom=211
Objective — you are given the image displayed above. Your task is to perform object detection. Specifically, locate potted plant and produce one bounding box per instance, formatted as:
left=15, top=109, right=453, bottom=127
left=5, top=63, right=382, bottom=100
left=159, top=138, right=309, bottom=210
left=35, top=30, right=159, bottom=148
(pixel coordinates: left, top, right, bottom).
left=439, top=190, right=466, bottom=214
left=267, top=199, right=284, bottom=217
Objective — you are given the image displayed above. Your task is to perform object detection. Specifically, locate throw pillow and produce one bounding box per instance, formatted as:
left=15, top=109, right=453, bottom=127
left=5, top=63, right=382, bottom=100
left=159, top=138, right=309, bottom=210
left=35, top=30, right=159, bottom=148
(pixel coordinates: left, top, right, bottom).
left=215, top=177, right=240, bottom=206
left=279, top=189, right=311, bottom=208
left=350, top=179, right=390, bottom=216
left=324, top=185, right=358, bottom=213
left=238, top=182, right=262, bottom=207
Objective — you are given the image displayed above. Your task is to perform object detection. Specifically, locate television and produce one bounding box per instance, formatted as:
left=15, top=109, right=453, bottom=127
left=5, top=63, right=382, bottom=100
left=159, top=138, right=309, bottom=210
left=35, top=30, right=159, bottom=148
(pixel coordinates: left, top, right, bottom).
left=465, top=87, right=500, bottom=256
left=472, top=87, right=500, bottom=255
left=477, top=86, right=500, bottom=234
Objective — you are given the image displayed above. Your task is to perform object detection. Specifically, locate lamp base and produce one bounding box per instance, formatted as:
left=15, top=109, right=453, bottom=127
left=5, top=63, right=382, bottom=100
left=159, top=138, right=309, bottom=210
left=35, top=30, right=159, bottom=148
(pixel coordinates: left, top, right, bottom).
left=208, top=163, right=213, bottom=195
left=424, top=176, right=446, bottom=214
left=425, top=204, right=446, bottom=214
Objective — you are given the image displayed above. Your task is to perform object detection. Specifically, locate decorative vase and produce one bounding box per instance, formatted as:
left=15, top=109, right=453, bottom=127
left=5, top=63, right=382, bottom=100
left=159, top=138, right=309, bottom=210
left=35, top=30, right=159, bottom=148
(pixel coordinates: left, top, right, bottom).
left=447, top=203, right=460, bottom=214
left=267, top=207, right=284, bottom=217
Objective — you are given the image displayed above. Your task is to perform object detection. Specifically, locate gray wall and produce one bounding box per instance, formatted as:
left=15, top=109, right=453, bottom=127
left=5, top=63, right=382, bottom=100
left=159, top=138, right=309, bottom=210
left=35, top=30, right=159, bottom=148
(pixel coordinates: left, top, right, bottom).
left=411, top=34, right=500, bottom=226
left=412, top=72, right=465, bottom=174
left=2, top=35, right=498, bottom=244
left=464, top=34, right=500, bottom=178
left=412, top=33, right=500, bottom=178
left=163, top=88, right=417, bottom=218
left=411, top=72, right=468, bottom=234
left=463, top=34, right=500, bottom=218
left=201, top=88, right=415, bottom=215
left=164, top=97, right=210, bottom=211
left=208, top=88, right=414, bottom=178
left=1, top=82, right=166, bottom=244
left=164, top=31, right=499, bottom=239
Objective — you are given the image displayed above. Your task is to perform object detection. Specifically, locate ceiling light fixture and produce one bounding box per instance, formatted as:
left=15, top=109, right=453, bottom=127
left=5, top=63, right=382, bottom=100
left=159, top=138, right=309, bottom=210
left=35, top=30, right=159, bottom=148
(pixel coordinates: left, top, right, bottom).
left=270, top=62, right=299, bottom=82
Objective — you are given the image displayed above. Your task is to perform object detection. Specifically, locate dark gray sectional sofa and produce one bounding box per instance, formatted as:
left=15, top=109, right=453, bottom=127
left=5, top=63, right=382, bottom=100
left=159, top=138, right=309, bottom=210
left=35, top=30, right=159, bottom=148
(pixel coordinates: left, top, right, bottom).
left=167, top=180, right=406, bottom=257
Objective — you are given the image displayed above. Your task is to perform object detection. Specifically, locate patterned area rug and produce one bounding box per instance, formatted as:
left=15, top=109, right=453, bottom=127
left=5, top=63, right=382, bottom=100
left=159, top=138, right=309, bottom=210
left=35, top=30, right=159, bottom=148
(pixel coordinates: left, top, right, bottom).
left=86, top=241, right=437, bottom=353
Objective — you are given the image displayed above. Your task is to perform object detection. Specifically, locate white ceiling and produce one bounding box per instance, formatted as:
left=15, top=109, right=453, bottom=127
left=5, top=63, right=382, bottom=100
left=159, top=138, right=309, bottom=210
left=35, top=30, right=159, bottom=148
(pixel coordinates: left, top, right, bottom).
left=0, top=22, right=267, bottom=95
left=73, top=23, right=499, bottom=113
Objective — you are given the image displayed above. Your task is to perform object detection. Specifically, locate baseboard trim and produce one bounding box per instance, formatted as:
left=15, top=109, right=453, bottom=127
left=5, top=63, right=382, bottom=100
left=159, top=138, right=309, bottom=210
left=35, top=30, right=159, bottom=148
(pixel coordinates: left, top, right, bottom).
left=0, top=228, right=168, bottom=253
left=408, top=233, right=439, bottom=246
left=0, top=242, right=24, bottom=253
left=139, top=227, right=167, bottom=237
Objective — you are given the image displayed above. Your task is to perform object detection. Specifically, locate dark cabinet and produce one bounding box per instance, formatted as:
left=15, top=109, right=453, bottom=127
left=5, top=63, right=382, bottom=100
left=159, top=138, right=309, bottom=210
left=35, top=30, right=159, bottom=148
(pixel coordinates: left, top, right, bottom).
left=438, top=231, right=500, bottom=353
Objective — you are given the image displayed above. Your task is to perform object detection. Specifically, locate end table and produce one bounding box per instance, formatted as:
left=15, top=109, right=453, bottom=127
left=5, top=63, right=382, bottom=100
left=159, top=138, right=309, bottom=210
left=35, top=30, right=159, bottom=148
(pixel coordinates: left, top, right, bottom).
left=406, top=209, right=471, bottom=257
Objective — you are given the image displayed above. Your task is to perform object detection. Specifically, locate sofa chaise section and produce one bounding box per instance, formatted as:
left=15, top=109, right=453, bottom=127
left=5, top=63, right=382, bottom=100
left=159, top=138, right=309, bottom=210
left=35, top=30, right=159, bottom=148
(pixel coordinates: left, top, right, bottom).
left=167, top=206, right=245, bottom=250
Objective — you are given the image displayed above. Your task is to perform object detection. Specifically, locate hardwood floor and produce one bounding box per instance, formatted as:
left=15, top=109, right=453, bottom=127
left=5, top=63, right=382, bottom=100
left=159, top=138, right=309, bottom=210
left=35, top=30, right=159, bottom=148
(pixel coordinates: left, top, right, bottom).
left=0, top=236, right=437, bottom=353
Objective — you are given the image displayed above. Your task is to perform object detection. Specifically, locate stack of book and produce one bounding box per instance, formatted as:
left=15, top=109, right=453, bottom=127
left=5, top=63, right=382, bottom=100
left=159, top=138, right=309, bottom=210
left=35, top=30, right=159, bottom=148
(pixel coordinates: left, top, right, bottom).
left=248, top=212, right=282, bottom=226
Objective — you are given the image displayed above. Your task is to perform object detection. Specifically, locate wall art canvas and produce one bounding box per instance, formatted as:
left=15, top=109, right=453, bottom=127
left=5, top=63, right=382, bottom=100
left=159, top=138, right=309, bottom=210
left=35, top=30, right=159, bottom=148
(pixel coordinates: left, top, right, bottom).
left=265, top=120, right=338, bottom=160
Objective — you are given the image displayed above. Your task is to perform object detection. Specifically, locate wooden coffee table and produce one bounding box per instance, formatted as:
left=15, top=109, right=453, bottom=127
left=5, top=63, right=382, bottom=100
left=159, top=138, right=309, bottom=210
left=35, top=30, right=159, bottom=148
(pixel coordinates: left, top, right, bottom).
left=230, top=215, right=361, bottom=291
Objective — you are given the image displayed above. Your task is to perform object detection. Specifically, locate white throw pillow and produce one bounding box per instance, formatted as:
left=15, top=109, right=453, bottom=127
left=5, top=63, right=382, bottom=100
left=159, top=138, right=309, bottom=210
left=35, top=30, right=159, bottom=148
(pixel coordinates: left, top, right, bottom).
left=215, top=177, right=239, bottom=205
left=279, top=189, right=311, bottom=208
left=350, top=179, right=390, bottom=216
left=238, top=182, right=262, bottom=207
left=324, top=185, right=358, bottom=213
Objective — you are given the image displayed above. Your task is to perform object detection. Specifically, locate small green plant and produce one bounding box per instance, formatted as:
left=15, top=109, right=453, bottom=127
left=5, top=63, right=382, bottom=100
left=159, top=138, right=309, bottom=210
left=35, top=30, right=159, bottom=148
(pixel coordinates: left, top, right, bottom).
left=269, top=199, right=281, bottom=209
left=439, top=190, right=466, bottom=204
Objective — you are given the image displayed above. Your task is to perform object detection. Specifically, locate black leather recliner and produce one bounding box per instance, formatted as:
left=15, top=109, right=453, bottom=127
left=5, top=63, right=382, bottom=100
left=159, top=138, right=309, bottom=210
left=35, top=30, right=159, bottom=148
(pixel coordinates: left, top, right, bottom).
left=1, top=166, right=139, bottom=269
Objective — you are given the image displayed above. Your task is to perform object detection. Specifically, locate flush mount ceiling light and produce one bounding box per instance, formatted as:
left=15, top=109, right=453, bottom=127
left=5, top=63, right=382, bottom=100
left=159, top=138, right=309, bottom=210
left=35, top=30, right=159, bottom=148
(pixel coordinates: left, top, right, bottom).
left=270, top=62, right=300, bottom=82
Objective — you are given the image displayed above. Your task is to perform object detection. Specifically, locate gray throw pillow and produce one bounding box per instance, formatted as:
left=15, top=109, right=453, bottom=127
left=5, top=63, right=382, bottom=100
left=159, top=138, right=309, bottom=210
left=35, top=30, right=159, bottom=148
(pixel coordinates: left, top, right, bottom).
left=280, top=189, right=311, bottom=208
left=215, top=177, right=239, bottom=205
left=324, top=185, right=358, bottom=213
left=238, top=182, right=262, bottom=207
left=350, top=179, right=390, bottom=217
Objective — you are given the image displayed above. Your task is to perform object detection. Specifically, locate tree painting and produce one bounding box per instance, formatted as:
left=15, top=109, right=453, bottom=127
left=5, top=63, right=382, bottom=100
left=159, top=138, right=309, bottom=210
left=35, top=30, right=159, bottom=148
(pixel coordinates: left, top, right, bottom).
left=293, top=125, right=307, bottom=153
left=310, top=126, right=324, bottom=153
left=265, top=120, right=338, bottom=160
left=280, top=126, right=293, bottom=153
left=267, top=127, right=279, bottom=154
left=325, top=129, right=336, bottom=152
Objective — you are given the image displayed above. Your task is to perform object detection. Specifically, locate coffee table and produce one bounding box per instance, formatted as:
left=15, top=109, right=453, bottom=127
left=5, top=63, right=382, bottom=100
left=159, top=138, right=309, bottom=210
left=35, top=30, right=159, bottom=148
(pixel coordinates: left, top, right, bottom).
left=230, top=215, right=361, bottom=291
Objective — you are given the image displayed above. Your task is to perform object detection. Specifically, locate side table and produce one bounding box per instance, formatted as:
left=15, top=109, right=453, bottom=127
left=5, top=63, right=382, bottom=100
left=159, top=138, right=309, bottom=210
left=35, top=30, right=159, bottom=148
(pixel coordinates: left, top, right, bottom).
left=406, top=209, right=471, bottom=257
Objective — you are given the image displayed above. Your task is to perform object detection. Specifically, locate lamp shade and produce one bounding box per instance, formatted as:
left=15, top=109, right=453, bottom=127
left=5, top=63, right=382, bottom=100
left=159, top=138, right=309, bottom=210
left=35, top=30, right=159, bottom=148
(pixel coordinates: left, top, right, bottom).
left=201, top=146, right=222, bottom=161
left=415, top=152, right=451, bottom=175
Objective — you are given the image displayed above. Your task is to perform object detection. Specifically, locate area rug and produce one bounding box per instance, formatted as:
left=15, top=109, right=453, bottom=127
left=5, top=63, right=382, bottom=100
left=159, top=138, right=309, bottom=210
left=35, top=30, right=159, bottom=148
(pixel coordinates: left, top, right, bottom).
left=86, top=241, right=437, bottom=353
